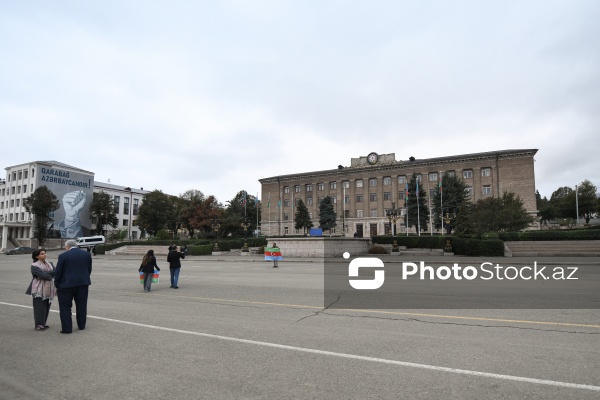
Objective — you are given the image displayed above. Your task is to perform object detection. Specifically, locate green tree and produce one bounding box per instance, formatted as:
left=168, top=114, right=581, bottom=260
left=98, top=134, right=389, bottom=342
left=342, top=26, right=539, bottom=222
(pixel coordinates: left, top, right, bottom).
left=577, top=180, right=598, bottom=223
left=23, top=186, right=60, bottom=247
left=294, top=199, right=313, bottom=234
left=536, top=190, right=556, bottom=226
left=89, top=191, right=119, bottom=235
left=166, top=195, right=186, bottom=237
left=404, top=174, right=429, bottom=235
left=432, top=173, right=469, bottom=234
left=179, top=189, right=206, bottom=238
left=136, top=190, right=173, bottom=236
left=318, top=196, right=337, bottom=233
left=188, top=195, right=223, bottom=238
left=221, top=191, right=260, bottom=237
left=550, top=186, right=576, bottom=219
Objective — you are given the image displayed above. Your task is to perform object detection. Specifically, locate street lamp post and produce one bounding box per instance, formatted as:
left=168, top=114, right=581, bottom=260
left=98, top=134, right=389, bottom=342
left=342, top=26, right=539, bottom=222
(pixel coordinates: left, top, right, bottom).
left=211, top=217, right=221, bottom=251
left=386, top=202, right=401, bottom=237
left=240, top=218, right=250, bottom=252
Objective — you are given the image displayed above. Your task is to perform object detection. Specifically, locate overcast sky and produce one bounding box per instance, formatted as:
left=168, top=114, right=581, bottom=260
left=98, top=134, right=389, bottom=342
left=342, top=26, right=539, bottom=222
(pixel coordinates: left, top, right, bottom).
left=2, top=1, right=599, bottom=203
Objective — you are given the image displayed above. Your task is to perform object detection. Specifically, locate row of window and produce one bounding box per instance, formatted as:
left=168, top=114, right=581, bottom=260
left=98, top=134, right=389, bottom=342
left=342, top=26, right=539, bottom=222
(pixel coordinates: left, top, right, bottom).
left=281, top=185, right=493, bottom=207
left=6, top=168, right=33, bottom=182
left=282, top=168, right=492, bottom=193
left=1, top=212, right=30, bottom=222
left=0, top=184, right=32, bottom=196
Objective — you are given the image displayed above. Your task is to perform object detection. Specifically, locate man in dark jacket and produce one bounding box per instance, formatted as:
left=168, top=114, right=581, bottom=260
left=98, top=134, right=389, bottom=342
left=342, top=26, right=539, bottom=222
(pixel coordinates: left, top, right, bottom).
left=167, top=246, right=185, bottom=289
left=54, top=239, right=92, bottom=333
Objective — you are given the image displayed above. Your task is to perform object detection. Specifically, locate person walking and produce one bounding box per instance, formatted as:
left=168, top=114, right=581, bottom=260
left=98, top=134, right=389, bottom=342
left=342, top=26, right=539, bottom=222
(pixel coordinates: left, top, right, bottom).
left=54, top=239, right=92, bottom=334
left=139, top=250, right=160, bottom=292
left=26, top=249, right=56, bottom=331
left=167, top=246, right=185, bottom=288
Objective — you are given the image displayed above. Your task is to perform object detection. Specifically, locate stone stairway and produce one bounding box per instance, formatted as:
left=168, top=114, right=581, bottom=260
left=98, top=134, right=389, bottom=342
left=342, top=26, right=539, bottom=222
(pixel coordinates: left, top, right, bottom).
left=107, top=245, right=173, bottom=256
left=504, top=241, right=600, bottom=257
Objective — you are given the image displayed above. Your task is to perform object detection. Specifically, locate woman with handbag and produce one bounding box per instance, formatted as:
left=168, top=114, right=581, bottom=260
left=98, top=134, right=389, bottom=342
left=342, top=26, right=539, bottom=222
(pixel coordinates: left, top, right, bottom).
left=139, top=249, right=160, bottom=292
left=25, top=249, right=56, bottom=331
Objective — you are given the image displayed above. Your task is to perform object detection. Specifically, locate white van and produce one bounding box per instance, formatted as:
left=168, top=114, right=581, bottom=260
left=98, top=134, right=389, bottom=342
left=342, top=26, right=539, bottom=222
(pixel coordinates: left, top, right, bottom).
left=76, top=235, right=106, bottom=249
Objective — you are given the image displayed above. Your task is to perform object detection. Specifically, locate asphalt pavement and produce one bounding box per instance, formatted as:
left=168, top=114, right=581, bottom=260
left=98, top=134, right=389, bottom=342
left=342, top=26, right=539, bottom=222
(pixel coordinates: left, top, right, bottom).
left=1, top=252, right=599, bottom=399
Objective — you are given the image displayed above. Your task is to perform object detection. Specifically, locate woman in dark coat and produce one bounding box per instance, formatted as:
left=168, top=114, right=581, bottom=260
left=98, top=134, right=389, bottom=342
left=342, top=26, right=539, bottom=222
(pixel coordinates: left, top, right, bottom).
left=138, top=250, right=160, bottom=292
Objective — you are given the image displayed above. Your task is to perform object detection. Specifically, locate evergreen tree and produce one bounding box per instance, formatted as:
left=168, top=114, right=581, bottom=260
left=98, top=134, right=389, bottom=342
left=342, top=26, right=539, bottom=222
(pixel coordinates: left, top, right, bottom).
left=89, top=191, right=118, bottom=235
left=432, top=173, right=469, bottom=234
left=404, top=173, right=429, bottom=234
left=23, top=186, right=60, bottom=246
left=294, top=199, right=313, bottom=234
left=318, top=196, right=337, bottom=233
left=577, top=180, right=598, bottom=223
left=221, top=191, right=260, bottom=237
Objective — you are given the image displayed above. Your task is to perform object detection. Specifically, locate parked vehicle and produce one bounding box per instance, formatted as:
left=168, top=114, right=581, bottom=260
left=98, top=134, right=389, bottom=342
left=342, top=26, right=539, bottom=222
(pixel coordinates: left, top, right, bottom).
left=76, top=235, right=106, bottom=249
left=5, top=247, right=35, bottom=255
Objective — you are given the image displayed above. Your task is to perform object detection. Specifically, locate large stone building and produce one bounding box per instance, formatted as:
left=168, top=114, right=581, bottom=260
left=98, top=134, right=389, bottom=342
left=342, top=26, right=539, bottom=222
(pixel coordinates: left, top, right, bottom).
left=259, top=149, right=538, bottom=237
left=0, top=161, right=148, bottom=250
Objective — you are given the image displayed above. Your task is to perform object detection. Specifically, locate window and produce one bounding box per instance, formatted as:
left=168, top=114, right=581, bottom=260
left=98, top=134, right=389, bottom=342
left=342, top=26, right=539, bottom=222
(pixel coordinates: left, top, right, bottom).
left=355, top=180, right=363, bottom=188
left=123, top=197, right=130, bottom=214
left=356, top=194, right=363, bottom=203
left=383, top=192, right=392, bottom=201
left=307, top=197, right=313, bottom=206
left=369, top=193, right=377, bottom=202
left=284, top=214, right=289, bottom=220
left=306, top=184, right=312, bottom=192
left=17, top=186, right=21, bottom=194
left=284, top=199, right=290, bottom=207
left=10, top=200, right=14, bottom=207
left=416, top=174, right=422, bottom=182
left=370, top=209, right=377, bottom=217
left=318, top=196, right=324, bottom=204
left=383, top=177, right=391, bottom=185
left=113, top=196, right=120, bottom=213
left=429, top=173, right=437, bottom=182
left=123, top=219, right=129, bottom=226
left=308, top=212, right=313, bottom=219
left=342, top=181, right=350, bottom=189
left=344, top=195, right=349, bottom=204
left=483, top=185, right=492, bottom=195
left=332, top=197, right=337, bottom=204
left=296, top=198, right=302, bottom=206
left=12, top=172, right=16, bottom=180
left=11, top=186, right=15, bottom=194
left=284, top=186, right=290, bottom=194
left=295, top=185, right=301, bottom=193
left=24, top=170, right=28, bottom=179
left=447, top=170, right=455, bottom=177
left=284, top=227, right=289, bottom=235
left=482, top=168, right=491, bottom=177
left=356, top=210, right=364, bottom=218
left=31, top=169, right=34, bottom=178
left=398, top=176, right=406, bottom=184
left=133, top=199, right=139, bottom=215
left=330, top=182, right=337, bottom=190
left=398, top=192, right=406, bottom=200
left=463, top=170, right=473, bottom=179
left=318, top=183, right=325, bottom=191
left=18, top=171, right=22, bottom=180
left=369, top=178, right=377, bottom=187
left=22, top=185, right=26, bottom=193
left=16, top=199, right=20, bottom=207
left=466, top=187, right=473, bottom=197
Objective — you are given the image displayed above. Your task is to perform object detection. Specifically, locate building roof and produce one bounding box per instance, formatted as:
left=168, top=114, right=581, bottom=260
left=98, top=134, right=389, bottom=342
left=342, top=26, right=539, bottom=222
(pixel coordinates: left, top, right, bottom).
left=259, top=148, right=538, bottom=183
left=94, top=181, right=149, bottom=195
left=4, top=160, right=95, bottom=175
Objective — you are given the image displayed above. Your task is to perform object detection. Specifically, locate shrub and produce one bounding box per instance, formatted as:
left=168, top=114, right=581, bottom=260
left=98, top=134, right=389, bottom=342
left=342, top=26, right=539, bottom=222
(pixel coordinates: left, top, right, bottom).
left=155, top=229, right=170, bottom=240
left=497, top=229, right=600, bottom=241
left=187, top=244, right=213, bottom=256
left=369, top=245, right=389, bottom=254
left=372, top=236, right=445, bottom=249
left=450, top=237, right=504, bottom=256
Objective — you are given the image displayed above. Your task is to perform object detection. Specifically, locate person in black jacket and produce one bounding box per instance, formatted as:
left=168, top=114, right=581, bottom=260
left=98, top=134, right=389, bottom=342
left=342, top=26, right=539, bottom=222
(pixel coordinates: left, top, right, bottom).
left=55, top=240, right=92, bottom=333
left=139, top=250, right=160, bottom=293
left=167, top=246, right=185, bottom=289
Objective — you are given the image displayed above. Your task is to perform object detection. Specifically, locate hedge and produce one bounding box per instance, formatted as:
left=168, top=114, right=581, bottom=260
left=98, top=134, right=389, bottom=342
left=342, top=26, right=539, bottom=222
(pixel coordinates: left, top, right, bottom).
left=93, top=237, right=267, bottom=255
left=372, top=236, right=445, bottom=249
left=449, top=237, right=505, bottom=257
left=498, top=229, right=600, bottom=241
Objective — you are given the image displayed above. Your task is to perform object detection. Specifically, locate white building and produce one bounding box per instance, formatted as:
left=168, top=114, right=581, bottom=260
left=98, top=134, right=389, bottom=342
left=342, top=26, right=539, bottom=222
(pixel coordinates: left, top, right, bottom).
left=0, top=161, right=148, bottom=250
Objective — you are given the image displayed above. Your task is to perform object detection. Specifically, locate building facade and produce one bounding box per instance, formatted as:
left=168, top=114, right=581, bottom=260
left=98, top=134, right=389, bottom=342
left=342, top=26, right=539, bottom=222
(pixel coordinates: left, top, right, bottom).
left=259, top=149, right=538, bottom=237
left=0, top=160, right=148, bottom=250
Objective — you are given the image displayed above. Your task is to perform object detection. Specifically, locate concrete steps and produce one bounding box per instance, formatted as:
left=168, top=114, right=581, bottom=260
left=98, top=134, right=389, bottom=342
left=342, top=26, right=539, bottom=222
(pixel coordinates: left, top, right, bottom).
left=108, top=245, right=172, bottom=256
left=505, top=241, right=600, bottom=257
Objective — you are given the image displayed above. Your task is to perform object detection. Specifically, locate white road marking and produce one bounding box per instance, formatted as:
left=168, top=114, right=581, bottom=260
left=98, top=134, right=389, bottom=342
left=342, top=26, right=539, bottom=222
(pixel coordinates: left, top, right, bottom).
left=0, top=301, right=598, bottom=392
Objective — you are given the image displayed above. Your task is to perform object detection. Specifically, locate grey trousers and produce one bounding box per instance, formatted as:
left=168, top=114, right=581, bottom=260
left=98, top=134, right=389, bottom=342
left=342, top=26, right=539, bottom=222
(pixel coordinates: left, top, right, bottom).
left=143, top=272, right=153, bottom=292
left=32, top=297, right=51, bottom=327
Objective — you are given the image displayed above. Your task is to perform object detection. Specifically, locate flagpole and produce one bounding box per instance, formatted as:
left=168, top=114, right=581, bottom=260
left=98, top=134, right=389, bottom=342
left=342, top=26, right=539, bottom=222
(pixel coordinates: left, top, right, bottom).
left=256, top=192, right=259, bottom=237
left=416, top=178, right=421, bottom=236
left=268, top=192, right=271, bottom=236
left=291, top=191, right=294, bottom=234
left=440, top=172, right=444, bottom=234
left=405, top=183, right=409, bottom=236
left=427, top=176, right=432, bottom=236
